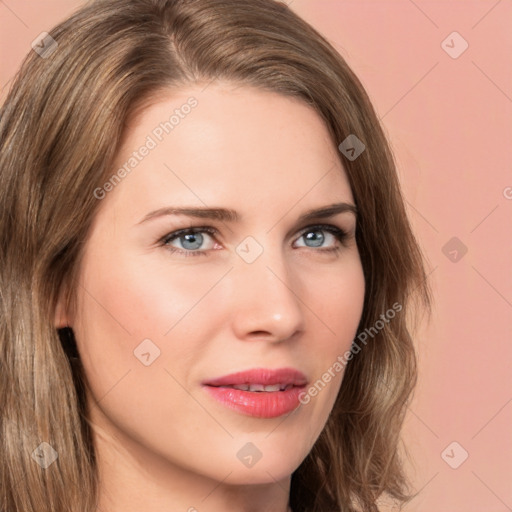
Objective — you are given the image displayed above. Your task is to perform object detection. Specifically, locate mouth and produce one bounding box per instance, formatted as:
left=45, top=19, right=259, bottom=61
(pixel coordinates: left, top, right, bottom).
left=202, top=367, right=308, bottom=418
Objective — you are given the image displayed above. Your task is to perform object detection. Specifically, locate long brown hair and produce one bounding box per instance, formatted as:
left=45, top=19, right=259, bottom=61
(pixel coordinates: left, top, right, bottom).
left=0, top=1, right=432, bottom=510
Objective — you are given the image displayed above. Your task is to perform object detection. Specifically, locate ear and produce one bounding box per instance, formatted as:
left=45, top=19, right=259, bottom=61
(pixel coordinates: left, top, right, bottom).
left=54, top=284, right=72, bottom=328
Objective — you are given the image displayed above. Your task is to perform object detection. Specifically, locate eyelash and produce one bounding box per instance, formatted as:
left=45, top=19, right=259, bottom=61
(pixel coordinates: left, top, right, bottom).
left=159, top=224, right=349, bottom=258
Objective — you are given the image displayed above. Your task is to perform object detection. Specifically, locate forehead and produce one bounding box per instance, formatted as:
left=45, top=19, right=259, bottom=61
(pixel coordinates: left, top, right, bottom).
left=105, top=82, right=354, bottom=219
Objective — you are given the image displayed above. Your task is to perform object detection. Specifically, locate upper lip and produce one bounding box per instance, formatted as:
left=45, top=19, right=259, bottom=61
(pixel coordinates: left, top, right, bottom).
left=202, top=367, right=308, bottom=387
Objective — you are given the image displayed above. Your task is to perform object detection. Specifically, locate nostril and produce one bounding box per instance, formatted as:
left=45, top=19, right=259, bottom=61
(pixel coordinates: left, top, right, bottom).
left=249, top=330, right=271, bottom=337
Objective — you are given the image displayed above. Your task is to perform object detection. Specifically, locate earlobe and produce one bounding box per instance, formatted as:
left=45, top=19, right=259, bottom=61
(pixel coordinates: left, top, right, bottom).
left=54, top=286, right=72, bottom=328
left=54, top=298, right=69, bottom=328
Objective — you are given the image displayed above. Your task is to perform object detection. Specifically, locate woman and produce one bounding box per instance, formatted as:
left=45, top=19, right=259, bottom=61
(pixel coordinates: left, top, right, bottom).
left=0, top=0, right=432, bottom=511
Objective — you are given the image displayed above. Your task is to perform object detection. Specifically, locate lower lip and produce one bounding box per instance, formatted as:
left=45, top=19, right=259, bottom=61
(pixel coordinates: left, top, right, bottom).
left=203, top=385, right=305, bottom=418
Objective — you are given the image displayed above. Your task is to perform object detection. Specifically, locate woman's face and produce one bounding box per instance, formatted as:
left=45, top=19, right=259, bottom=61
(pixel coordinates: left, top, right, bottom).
left=61, top=82, right=365, bottom=499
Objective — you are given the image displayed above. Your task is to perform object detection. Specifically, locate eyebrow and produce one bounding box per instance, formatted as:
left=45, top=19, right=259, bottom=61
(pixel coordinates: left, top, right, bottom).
left=137, top=202, right=357, bottom=226
left=137, top=203, right=357, bottom=225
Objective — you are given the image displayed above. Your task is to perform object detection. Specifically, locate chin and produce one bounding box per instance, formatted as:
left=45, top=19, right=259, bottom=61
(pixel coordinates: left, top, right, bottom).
left=227, top=449, right=306, bottom=485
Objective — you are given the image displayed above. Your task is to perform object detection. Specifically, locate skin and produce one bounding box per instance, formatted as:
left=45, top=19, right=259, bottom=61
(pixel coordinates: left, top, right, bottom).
left=55, top=81, right=365, bottom=512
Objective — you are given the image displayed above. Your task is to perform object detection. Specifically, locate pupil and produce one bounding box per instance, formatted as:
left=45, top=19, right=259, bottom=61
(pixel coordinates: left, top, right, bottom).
left=182, top=233, right=203, bottom=250
left=305, top=230, right=324, bottom=247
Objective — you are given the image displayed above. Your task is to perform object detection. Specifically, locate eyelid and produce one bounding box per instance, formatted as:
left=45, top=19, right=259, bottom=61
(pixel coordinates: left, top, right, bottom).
left=160, top=225, right=217, bottom=242
left=296, top=222, right=347, bottom=236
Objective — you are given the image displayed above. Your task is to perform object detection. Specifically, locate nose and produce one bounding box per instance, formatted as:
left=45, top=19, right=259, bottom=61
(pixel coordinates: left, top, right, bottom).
left=230, top=246, right=305, bottom=343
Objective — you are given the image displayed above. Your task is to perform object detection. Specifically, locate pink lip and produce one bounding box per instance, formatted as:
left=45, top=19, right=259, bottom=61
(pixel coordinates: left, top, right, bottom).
left=202, top=367, right=308, bottom=419
left=202, top=367, right=307, bottom=387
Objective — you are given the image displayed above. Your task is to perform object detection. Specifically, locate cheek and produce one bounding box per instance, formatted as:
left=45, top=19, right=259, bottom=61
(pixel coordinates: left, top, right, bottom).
left=298, top=256, right=365, bottom=417
left=76, top=249, right=208, bottom=339
left=306, top=254, right=365, bottom=354
left=71, top=252, right=214, bottom=450
left=72, top=248, right=228, bottom=392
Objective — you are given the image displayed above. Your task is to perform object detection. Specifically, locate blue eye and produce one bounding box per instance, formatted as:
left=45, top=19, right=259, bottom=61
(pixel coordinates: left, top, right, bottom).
left=161, top=227, right=217, bottom=257
left=160, top=224, right=348, bottom=257
left=295, top=225, right=347, bottom=250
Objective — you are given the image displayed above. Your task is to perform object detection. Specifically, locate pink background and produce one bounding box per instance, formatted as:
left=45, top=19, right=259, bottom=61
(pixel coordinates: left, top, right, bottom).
left=1, top=1, right=511, bottom=510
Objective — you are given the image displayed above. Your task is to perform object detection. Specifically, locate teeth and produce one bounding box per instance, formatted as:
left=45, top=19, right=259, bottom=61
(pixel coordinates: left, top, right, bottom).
left=228, top=383, right=289, bottom=392
left=232, top=384, right=250, bottom=391
left=256, top=384, right=280, bottom=392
